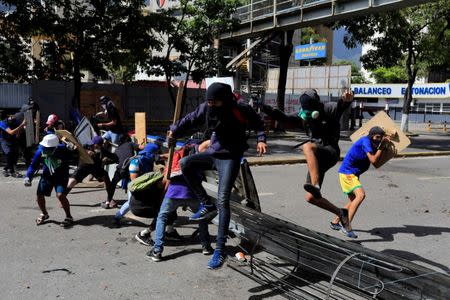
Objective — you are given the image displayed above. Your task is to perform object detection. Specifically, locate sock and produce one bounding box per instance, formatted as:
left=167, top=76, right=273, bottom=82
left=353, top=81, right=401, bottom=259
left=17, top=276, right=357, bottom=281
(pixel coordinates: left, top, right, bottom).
left=140, top=228, right=151, bottom=236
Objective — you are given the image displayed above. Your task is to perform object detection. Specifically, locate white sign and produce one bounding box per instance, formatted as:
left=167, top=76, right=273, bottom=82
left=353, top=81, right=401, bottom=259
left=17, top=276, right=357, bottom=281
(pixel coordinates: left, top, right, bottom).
left=352, top=83, right=450, bottom=99
left=205, top=77, right=234, bottom=91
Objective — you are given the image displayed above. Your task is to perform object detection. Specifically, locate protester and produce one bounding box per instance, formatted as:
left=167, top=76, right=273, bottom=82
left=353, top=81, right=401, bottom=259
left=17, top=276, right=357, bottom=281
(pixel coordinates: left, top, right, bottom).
left=262, top=89, right=354, bottom=233
left=0, top=112, right=26, bottom=177
left=44, top=114, right=65, bottom=134
left=65, top=136, right=118, bottom=208
left=24, top=134, right=74, bottom=227
left=330, top=126, right=390, bottom=238
left=105, top=135, right=141, bottom=209
left=148, top=141, right=213, bottom=262
left=96, top=96, right=123, bottom=144
left=113, top=142, right=158, bottom=227
left=168, top=82, right=267, bottom=269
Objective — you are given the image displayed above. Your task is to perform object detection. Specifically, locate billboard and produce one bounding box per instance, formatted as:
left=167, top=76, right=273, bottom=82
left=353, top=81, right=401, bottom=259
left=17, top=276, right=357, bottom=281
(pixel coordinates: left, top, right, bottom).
left=294, top=43, right=327, bottom=61
left=352, top=83, right=450, bottom=99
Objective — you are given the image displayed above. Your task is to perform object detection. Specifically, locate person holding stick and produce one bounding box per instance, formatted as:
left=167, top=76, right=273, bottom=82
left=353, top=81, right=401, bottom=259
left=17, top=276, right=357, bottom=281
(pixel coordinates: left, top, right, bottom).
left=262, top=89, right=354, bottom=233
left=167, top=82, right=267, bottom=269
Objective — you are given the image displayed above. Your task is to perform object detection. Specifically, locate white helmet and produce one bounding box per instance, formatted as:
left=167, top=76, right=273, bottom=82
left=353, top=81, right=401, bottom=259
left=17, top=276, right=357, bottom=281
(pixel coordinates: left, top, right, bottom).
left=39, top=134, right=60, bottom=148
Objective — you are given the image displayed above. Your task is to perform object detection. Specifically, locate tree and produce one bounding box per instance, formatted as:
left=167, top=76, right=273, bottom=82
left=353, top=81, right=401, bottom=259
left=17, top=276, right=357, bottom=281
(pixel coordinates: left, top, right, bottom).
left=143, top=0, right=239, bottom=108
left=370, top=66, right=408, bottom=83
left=1, top=0, right=159, bottom=108
left=335, top=0, right=450, bottom=131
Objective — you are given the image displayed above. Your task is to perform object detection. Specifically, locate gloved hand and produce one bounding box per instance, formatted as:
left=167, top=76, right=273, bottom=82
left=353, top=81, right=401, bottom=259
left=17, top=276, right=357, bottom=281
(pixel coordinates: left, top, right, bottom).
left=24, top=177, right=32, bottom=187
left=166, top=131, right=176, bottom=148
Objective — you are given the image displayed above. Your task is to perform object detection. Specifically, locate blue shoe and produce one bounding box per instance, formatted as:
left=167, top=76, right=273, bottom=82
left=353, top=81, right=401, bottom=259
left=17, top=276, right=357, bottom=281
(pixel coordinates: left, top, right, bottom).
left=340, top=228, right=358, bottom=239
left=329, top=222, right=342, bottom=231
left=189, top=203, right=217, bottom=221
left=208, top=250, right=226, bottom=269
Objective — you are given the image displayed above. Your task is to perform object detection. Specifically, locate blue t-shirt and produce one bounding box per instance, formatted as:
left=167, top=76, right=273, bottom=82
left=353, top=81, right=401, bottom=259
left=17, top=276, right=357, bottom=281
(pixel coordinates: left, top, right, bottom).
left=165, top=176, right=194, bottom=200
left=0, top=120, right=11, bottom=140
left=339, top=136, right=375, bottom=176
left=129, top=156, right=154, bottom=176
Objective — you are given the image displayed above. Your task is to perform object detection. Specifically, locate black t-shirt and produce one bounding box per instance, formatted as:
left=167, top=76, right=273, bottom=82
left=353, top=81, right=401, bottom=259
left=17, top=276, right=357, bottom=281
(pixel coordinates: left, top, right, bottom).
left=106, top=105, right=123, bottom=134
left=115, top=142, right=137, bottom=168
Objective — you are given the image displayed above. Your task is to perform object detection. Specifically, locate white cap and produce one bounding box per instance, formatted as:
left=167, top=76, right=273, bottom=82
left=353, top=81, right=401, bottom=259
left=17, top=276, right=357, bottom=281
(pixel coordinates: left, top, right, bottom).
left=39, top=134, right=60, bottom=148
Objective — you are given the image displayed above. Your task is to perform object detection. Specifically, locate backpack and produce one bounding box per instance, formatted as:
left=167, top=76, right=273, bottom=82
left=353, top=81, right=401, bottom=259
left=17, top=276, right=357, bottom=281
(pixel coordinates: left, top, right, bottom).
left=128, top=171, right=163, bottom=193
left=119, top=154, right=139, bottom=178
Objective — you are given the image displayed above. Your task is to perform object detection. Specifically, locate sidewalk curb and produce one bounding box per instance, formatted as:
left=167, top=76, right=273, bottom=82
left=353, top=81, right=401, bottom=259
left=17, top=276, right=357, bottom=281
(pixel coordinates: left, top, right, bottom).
left=247, top=151, right=450, bottom=166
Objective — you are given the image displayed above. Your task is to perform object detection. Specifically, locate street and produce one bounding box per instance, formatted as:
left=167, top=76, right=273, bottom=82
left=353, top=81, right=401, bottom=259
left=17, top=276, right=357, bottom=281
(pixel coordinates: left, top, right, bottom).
left=0, top=156, right=449, bottom=299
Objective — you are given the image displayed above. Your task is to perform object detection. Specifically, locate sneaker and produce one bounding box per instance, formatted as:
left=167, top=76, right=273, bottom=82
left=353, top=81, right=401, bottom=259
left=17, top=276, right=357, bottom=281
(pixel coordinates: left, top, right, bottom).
left=9, top=171, right=22, bottom=178
left=329, top=222, right=342, bottom=231
left=202, top=245, right=214, bottom=255
left=338, top=208, right=352, bottom=232
left=2, top=169, right=10, bottom=177
left=147, top=247, right=162, bottom=262
left=190, top=203, right=217, bottom=221
left=135, top=231, right=154, bottom=246
left=303, top=183, right=322, bottom=198
left=165, top=229, right=183, bottom=240
left=340, top=228, right=358, bottom=239
left=60, top=217, right=74, bottom=228
left=207, top=250, right=226, bottom=269
left=110, top=216, right=121, bottom=228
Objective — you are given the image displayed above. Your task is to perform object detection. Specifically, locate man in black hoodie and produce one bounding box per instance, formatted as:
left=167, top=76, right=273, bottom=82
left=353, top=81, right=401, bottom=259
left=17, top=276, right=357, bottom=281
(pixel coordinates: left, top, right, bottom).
left=168, top=82, right=267, bottom=269
left=263, top=89, right=354, bottom=233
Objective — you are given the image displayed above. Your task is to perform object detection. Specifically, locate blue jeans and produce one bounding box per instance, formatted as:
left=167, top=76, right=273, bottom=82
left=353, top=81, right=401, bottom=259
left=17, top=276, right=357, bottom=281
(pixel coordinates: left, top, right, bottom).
left=115, top=190, right=131, bottom=219
left=180, top=153, right=241, bottom=252
left=154, top=197, right=210, bottom=253
left=102, top=131, right=122, bottom=145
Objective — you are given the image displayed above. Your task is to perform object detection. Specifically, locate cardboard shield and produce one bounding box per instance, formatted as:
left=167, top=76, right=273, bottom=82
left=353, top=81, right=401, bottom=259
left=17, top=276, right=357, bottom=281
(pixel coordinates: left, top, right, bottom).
left=350, top=111, right=410, bottom=167
left=55, top=130, right=94, bottom=165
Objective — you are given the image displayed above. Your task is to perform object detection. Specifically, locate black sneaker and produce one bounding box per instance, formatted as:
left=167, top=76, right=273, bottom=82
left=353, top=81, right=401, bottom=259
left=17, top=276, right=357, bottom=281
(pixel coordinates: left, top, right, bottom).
left=3, top=169, right=10, bottom=177
left=339, top=208, right=352, bottom=232
left=202, top=245, right=214, bottom=255
left=303, top=183, right=322, bottom=198
left=147, top=247, right=162, bottom=262
left=135, top=231, right=154, bottom=246
left=165, top=229, right=183, bottom=240
left=9, top=171, right=23, bottom=178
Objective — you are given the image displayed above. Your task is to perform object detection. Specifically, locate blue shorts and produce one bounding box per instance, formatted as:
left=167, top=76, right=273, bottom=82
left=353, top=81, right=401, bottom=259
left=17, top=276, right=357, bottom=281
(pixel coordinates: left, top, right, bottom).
left=102, top=131, right=122, bottom=144
left=37, top=176, right=68, bottom=197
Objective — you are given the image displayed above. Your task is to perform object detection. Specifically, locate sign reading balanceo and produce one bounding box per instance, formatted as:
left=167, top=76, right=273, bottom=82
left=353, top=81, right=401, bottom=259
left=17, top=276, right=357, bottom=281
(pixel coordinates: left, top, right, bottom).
left=352, top=83, right=450, bottom=99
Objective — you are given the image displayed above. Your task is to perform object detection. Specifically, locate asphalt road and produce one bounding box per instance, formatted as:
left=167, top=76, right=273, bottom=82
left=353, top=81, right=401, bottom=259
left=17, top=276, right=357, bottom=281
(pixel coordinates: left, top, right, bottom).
left=0, top=156, right=449, bottom=299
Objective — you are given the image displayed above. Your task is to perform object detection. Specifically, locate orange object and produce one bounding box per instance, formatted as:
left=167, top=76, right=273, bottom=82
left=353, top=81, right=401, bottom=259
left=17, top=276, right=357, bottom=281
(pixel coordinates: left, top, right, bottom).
left=235, top=252, right=246, bottom=262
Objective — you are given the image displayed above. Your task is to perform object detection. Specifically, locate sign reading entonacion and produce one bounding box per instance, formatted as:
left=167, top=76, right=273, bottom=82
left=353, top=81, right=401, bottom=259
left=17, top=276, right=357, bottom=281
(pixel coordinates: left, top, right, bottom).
left=294, top=43, right=327, bottom=61
left=352, top=83, right=450, bottom=99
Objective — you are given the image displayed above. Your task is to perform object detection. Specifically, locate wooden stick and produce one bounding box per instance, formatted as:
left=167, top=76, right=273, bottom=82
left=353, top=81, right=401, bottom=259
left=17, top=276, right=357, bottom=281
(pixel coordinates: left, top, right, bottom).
left=165, top=81, right=184, bottom=179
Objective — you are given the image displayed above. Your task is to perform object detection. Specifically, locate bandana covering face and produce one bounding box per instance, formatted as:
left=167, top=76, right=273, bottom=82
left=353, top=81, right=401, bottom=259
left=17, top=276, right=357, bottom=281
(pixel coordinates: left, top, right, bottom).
left=42, top=148, right=62, bottom=175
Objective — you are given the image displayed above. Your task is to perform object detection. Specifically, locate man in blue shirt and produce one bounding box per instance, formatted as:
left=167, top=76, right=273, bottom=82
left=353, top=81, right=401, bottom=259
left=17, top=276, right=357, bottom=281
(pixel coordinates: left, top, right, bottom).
left=331, top=126, right=389, bottom=238
left=24, top=134, right=74, bottom=227
left=0, top=112, right=26, bottom=177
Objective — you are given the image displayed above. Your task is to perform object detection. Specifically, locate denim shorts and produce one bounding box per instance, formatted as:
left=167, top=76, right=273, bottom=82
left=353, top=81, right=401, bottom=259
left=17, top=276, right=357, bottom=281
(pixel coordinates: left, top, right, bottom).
left=37, top=176, right=69, bottom=197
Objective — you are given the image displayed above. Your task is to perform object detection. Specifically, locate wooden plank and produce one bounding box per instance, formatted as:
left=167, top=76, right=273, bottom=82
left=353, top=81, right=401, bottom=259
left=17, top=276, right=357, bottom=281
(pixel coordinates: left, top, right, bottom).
left=134, top=112, right=147, bottom=147
left=350, top=111, right=410, bottom=167
left=166, top=81, right=185, bottom=179
left=35, top=110, right=40, bottom=143
left=24, top=110, right=35, bottom=147
left=55, top=130, right=94, bottom=164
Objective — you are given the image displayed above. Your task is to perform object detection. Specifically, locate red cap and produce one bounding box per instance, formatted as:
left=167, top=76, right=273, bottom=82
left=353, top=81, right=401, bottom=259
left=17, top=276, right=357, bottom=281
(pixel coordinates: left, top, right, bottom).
left=46, top=114, right=59, bottom=126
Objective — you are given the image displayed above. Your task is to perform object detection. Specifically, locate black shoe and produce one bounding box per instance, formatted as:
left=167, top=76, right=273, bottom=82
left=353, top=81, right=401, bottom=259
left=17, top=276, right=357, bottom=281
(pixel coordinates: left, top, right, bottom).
left=3, top=169, right=10, bottom=177
left=339, top=208, right=351, bottom=232
left=147, top=247, right=162, bottom=262
left=165, top=229, right=183, bottom=240
left=135, top=231, right=154, bottom=246
left=303, top=183, right=322, bottom=198
left=9, top=171, right=23, bottom=178
left=202, top=245, right=214, bottom=255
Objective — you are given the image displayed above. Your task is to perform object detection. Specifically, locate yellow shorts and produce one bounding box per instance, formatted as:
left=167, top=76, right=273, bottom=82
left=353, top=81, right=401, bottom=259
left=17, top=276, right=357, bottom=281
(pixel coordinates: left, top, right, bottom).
left=339, top=173, right=362, bottom=194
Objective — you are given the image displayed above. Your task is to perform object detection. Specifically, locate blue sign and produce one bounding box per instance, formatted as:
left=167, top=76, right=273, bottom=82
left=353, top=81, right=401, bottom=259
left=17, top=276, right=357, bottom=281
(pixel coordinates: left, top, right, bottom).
left=294, top=43, right=327, bottom=61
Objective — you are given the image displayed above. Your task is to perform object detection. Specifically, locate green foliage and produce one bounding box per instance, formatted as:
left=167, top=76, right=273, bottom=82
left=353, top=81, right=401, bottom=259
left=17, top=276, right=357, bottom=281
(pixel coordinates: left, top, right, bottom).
left=371, top=66, right=408, bottom=83
left=143, top=0, right=239, bottom=103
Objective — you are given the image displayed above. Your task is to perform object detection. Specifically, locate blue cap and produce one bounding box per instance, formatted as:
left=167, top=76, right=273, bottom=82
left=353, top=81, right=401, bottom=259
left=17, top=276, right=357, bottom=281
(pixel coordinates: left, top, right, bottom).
left=139, top=143, right=159, bottom=155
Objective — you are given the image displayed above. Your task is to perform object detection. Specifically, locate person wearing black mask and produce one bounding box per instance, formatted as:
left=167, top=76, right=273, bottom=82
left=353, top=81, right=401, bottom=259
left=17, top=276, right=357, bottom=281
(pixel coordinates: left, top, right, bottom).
left=331, top=126, right=390, bottom=238
left=0, top=112, right=26, bottom=177
left=167, top=82, right=267, bottom=269
left=262, top=89, right=354, bottom=233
